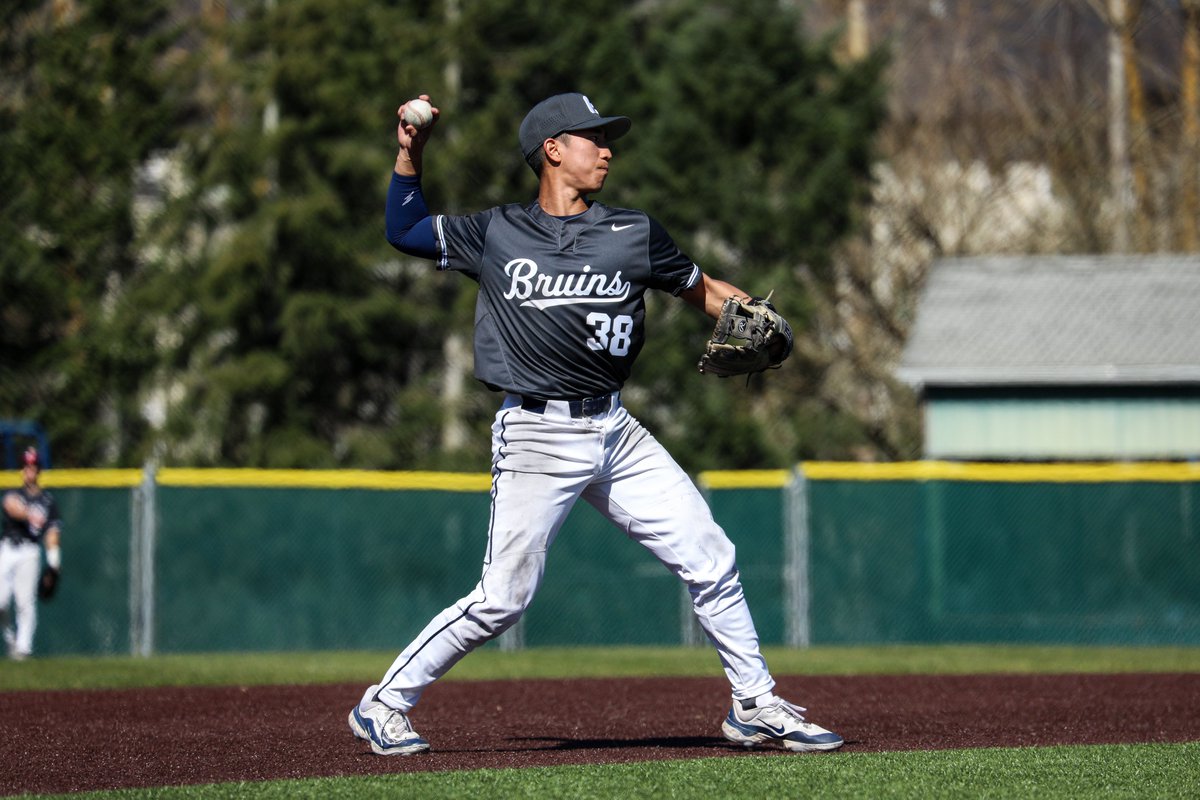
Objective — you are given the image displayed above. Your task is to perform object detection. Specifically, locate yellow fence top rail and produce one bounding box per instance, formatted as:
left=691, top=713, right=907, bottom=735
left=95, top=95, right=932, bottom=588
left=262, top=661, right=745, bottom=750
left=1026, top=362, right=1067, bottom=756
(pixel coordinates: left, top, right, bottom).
left=0, top=469, right=142, bottom=488
left=4, top=462, right=1199, bottom=490
left=0, top=469, right=491, bottom=492
left=697, top=470, right=791, bottom=489
left=799, top=460, right=1200, bottom=483
left=156, top=469, right=492, bottom=491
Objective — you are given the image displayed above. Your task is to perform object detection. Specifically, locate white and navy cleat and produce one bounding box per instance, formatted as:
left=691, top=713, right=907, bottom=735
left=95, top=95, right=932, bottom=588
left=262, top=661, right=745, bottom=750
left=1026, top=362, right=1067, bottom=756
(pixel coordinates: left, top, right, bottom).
left=349, top=701, right=431, bottom=756
left=721, top=695, right=844, bottom=752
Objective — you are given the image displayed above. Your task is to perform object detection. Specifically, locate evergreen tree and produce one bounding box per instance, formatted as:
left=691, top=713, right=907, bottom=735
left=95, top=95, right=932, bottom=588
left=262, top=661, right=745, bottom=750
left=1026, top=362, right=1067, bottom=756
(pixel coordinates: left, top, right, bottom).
left=145, top=0, right=456, bottom=467
left=611, top=0, right=890, bottom=469
left=158, top=0, right=886, bottom=470
left=417, top=0, right=888, bottom=471
left=2, top=0, right=887, bottom=470
left=0, top=0, right=187, bottom=466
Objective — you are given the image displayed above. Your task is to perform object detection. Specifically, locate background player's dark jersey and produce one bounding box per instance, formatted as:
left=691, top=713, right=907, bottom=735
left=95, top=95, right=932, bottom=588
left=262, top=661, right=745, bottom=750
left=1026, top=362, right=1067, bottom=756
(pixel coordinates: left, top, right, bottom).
left=434, top=200, right=700, bottom=398
left=1, top=488, right=60, bottom=545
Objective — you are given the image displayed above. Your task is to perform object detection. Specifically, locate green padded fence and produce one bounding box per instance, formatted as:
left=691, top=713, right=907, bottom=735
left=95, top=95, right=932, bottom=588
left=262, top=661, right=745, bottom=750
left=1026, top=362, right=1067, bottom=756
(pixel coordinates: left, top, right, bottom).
left=942, top=480, right=1197, bottom=643
left=153, top=486, right=494, bottom=652
left=0, top=470, right=142, bottom=656
left=5, top=462, right=1199, bottom=656
left=804, top=463, right=1200, bottom=645
left=31, top=486, right=134, bottom=655
left=703, top=475, right=791, bottom=647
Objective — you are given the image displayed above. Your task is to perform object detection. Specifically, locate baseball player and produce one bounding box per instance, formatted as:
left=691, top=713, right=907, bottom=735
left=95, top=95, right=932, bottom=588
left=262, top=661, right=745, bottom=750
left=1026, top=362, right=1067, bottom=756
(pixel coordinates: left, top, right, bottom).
left=349, top=93, right=843, bottom=755
left=1, top=448, right=62, bottom=660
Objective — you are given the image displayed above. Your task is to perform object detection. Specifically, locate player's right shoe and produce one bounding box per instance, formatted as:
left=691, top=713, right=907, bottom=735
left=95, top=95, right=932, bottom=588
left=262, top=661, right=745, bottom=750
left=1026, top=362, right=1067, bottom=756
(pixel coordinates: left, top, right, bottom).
left=349, top=700, right=431, bottom=756
left=721, top=695, right=844, bottom=752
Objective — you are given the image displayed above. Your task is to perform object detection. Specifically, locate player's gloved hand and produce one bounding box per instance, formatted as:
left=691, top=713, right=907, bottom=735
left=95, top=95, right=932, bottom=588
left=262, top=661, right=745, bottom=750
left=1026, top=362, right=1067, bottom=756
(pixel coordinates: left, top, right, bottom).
left=39, top=567, right=59, bottom=600
left=697, top=295, right=793, bottom=378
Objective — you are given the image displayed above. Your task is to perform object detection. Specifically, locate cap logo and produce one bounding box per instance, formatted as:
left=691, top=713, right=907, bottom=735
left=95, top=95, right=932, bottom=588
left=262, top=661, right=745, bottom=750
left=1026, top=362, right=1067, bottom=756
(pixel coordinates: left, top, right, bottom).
left=581, top=95, right=599, bottom=117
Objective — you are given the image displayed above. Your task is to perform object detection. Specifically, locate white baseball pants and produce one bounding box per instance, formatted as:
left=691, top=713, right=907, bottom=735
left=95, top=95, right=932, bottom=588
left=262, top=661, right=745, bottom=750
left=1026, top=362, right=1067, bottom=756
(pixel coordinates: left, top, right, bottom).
left=366, top=394, right=776, bottom=712
left=0, top=540, right=42, bottom=658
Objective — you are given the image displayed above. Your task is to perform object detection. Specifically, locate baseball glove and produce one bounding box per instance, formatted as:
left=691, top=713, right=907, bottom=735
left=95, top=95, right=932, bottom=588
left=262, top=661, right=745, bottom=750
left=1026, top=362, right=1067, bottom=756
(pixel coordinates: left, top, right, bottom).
left=38, top=567, right=59, bottom=600
left=697, top=295, right=794, bottom=378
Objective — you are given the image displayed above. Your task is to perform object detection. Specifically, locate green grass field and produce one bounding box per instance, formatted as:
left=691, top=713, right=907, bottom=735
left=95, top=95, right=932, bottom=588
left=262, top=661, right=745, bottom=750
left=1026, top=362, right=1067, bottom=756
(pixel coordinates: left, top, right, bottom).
left=6, top=643, right=1200, bottom=691
left=7, top=645, right=1200, bottom=799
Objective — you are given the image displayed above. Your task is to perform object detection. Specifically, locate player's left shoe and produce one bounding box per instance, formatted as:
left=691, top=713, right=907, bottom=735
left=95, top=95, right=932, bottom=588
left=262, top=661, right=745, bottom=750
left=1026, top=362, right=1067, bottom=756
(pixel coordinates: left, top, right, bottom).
left=721, top=695, right=844, bottom=752
left=349, top=700, right=431, bottom=756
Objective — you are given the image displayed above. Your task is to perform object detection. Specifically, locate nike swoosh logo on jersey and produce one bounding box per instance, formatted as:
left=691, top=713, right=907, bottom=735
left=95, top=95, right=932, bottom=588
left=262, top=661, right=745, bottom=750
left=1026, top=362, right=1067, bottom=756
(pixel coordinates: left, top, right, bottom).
left=402, top=190, right=416, bottom=206
left=611, top=223, right=634, bottom=232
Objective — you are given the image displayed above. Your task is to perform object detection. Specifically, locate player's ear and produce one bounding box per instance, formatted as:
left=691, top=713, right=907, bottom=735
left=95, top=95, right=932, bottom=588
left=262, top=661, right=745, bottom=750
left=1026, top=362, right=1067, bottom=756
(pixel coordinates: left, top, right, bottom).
left=543, top=136, right=564, bottom=166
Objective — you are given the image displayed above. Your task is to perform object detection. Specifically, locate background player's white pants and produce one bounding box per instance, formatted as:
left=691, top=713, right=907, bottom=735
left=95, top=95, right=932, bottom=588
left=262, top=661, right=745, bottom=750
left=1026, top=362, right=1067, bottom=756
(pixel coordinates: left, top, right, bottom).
left=366, top=395, right=776, bottom=712
left=0, top=540, right=42, bottom=658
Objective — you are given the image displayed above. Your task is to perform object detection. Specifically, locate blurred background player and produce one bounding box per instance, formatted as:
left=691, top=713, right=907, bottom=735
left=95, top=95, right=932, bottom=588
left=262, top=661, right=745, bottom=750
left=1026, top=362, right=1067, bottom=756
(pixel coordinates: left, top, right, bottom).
left=1, top=447, right=62, bottom=660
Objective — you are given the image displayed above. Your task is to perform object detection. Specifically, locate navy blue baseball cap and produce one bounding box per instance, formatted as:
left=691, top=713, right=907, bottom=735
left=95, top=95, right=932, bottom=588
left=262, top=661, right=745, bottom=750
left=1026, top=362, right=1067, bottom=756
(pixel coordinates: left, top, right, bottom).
left=518, top=93, right=631, bottom=162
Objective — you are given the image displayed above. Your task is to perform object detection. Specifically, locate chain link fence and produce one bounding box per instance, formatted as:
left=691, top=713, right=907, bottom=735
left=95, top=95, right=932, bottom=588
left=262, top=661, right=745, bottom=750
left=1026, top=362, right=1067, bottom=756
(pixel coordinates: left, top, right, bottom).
left=8, top=463, right=1199, bottom=656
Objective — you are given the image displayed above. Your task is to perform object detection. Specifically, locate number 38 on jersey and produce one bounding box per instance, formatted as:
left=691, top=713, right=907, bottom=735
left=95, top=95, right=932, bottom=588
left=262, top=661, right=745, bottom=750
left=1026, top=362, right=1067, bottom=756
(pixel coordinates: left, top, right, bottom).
left=586, top=312, right=634, bottom=357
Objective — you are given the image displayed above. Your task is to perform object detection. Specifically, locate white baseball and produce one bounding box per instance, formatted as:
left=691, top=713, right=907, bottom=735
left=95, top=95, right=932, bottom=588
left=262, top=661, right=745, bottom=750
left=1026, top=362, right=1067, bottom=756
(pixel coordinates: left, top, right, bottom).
left=402, top=98, right=434, bottom=130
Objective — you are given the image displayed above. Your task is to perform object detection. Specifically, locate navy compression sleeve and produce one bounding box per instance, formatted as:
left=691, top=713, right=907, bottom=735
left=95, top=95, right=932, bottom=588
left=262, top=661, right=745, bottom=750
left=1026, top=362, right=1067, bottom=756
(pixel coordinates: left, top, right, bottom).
left=385, top=172, right=436, bottom=258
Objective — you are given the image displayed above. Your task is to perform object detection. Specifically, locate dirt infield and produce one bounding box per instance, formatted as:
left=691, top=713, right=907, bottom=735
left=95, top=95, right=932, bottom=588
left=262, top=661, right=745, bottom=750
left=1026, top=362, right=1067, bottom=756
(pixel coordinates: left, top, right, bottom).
left=2, top=673, right=1199, bottom=795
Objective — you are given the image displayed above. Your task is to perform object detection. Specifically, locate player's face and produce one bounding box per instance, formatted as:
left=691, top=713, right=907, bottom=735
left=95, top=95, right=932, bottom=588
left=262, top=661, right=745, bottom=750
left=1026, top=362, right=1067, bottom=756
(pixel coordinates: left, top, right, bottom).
left=22, top=463, right=39, bottom=488
left=557, top=129, right=611, bottom=193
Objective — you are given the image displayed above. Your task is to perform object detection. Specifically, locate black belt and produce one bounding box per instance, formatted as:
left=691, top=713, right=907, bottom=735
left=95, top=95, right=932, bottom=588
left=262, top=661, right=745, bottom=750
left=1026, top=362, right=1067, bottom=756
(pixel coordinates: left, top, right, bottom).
left=1, top=537, right=35, bottom=547
left=520, top=394, right=613, bottom=418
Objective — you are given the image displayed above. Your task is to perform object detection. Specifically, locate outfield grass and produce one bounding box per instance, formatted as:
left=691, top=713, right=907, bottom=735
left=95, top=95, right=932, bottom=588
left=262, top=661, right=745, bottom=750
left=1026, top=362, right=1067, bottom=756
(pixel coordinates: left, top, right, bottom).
left=8, top=645, right=1200, bottom=799
left=37, top=743, right=1200, bottom=799
left=4, top=643, right=1200, bottom=691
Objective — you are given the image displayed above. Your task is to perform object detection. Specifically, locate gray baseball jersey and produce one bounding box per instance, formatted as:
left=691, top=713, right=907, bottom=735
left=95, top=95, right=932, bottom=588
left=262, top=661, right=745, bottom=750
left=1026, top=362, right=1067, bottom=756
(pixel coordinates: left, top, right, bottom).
left=433, top=200, right=701, bottom=398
